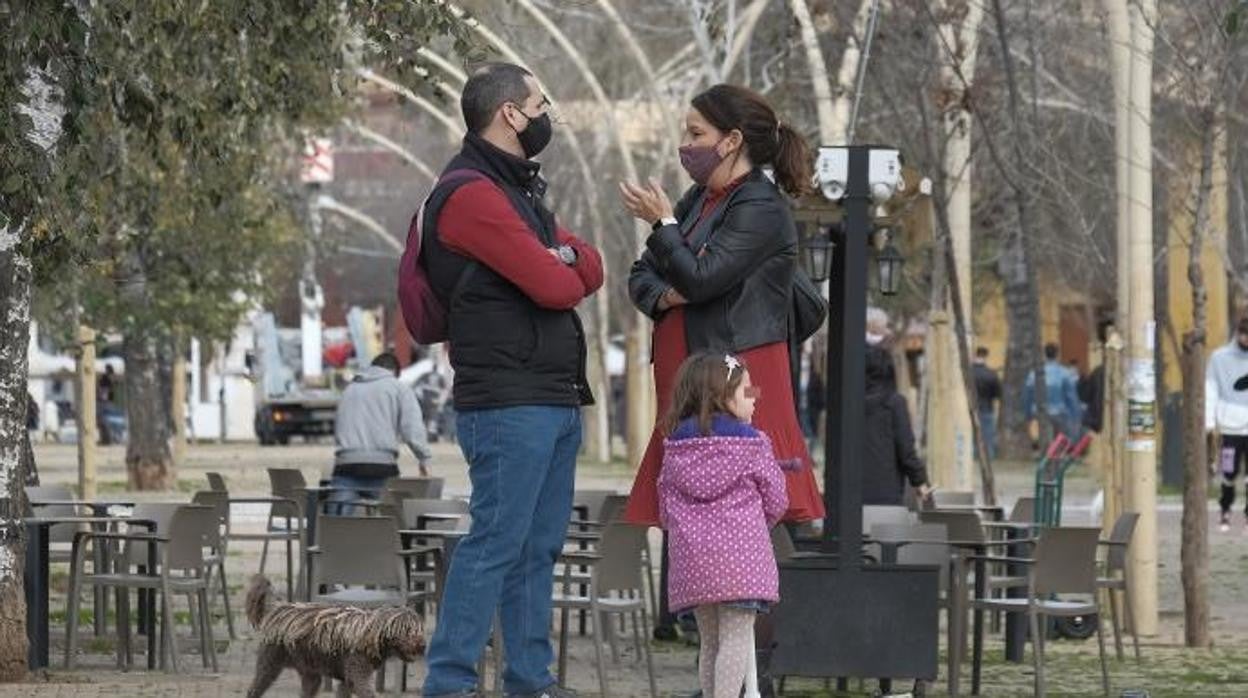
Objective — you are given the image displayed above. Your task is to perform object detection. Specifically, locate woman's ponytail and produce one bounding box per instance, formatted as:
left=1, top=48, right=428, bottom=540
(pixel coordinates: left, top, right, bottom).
left=773, top=122, right=813, bottom=198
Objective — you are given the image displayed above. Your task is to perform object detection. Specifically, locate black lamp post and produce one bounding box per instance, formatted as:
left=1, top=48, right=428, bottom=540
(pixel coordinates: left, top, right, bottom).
left=774, top=145, right=938, bottom=686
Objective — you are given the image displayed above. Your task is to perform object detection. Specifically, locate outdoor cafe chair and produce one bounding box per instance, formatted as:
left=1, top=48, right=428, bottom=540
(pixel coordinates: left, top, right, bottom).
left=870, top=523, right=953, bottom=695
left=226, top=468, right=304, bottom=598
left=932, top=490, right=977, bottom=508
left=552, top=522, right=658, bottom=698
left=386, top=475, right=445, bottom=500
left=191, top=490, right=236, bottom=639
left=1097, top=512, right=1141, bottom=662
left=957, top=526, right=1110, bottom=697
left=65, top=504, right=219, bottom=673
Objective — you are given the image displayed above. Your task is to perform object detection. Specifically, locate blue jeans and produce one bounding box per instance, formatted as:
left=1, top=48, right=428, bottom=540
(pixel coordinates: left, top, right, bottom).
left=328, top=472, right=389, bottom=515
left=978, top=409, right=997, bottom=461
left=423, top=405, right=581, bottom=696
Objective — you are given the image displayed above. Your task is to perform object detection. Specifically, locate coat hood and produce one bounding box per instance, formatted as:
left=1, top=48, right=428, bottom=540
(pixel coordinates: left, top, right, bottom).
left=354, top=365, right=396, bottom=383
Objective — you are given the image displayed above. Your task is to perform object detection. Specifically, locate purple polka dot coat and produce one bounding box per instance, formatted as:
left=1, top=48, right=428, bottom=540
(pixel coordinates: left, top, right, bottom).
left=658, top=415, right=789, bottom=613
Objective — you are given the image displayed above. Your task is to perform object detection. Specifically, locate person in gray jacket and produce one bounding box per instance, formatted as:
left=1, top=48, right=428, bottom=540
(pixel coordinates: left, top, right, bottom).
left=331, top=352, right=432, bottom=512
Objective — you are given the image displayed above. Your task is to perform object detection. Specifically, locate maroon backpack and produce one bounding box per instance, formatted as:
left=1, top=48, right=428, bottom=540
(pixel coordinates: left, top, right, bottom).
left=398, top=169, right=487, bottom=345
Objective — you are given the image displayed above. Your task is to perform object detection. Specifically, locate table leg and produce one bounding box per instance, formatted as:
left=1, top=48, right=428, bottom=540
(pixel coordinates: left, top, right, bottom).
left=91, top=520, right=107, bottom=636
left=1004, top=531, right=1027, bottom=663
left=147, top=539, right=158, bottom=670
left=303, top=490, right=319, bottom=601
left=24, top=523, right=50, bottom=670
left=972, top=552, right=985, bottom=695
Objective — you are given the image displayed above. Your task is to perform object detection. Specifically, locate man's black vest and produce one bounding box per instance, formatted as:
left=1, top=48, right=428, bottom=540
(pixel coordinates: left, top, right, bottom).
left=421, top=134, right=593, bottom=409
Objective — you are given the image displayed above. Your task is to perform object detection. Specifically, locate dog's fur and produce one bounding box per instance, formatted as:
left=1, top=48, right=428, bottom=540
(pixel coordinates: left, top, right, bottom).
left=244, top=575, right=424, bottom=697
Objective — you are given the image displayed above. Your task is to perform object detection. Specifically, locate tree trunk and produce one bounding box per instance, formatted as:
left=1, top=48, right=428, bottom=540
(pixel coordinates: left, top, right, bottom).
left=1180, top=107, right=1217, bottom=649
left=1180, top=335, right=1210, bottom=647
left=117, top=250, right=175, bottom=491
left=0, top=230, right=33, bottom=680
left=990, top=0, right=1048, bottom=457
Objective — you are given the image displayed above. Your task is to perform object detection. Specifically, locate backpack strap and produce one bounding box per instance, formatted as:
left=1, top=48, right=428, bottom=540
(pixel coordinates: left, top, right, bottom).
left=420, top=168, right=489, bottom=309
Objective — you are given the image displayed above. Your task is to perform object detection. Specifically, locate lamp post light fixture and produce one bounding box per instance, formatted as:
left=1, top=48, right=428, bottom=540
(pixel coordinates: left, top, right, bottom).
left=802, top=227, right=836, bottom=284
left=876, top=241, right=904, bottom=296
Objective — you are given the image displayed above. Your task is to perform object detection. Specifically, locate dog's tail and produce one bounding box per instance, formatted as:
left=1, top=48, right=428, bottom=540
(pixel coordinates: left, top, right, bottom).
left=244, top=575, right=275, bottom=628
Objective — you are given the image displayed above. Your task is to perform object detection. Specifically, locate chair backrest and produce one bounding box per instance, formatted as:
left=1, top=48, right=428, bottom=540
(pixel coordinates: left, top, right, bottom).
left=1033, top=526, right=1101, bottom=595
left=386, top=476, right=445, bottom=500
left=932, top=490, right=976, bottom=508
left=26, top=484, right=74, bottom=502
left=1105, top=512, right=1139, bottom=572
left=205, top=472, right=227, bottom=492
left=267, top=468, right=306, bottom=518
left=574, top=489, right=616, bottom=521
left=598, top=494, right=629, bottom=525
left=871, top=522, right=950, bottom=592
left=164, top=505, right=218, bottom=573
left=314, top=515, right=404, bottom=589
left=191, top=490, right=230, bottom=545
left=918, top=510, right=984, bottom=544
left=401, top=497, right=469, bottom=528
left=1009, top=497, right=1036, bottom=523
left=593, top=523, right=648, bottom=594
left=863, top=505, right=915, bottom=532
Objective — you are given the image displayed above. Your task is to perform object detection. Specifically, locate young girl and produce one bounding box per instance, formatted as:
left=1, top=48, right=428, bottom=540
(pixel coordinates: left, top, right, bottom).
left=658, top=353, right=788, bottom=698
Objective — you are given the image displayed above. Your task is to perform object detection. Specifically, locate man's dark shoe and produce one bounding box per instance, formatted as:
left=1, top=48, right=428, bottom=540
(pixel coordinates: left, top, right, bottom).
left=509, top=683, right=579, bottom=698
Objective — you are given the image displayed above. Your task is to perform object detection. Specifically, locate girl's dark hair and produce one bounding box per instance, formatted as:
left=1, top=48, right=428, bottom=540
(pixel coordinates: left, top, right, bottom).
left=663, top=353, right=748, bottom=436
left=691, top=84, right=813, bottom=198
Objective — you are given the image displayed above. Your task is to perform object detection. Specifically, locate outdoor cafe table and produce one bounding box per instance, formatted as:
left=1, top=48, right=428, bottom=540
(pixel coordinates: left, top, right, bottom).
left=24, top=515, right=156, bottom=671
left=28, top=499, right=137, bottom=636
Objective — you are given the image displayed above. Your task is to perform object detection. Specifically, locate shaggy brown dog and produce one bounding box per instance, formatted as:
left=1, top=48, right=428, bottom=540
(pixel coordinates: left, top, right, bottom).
left=244, top=575, right=424, bottom=697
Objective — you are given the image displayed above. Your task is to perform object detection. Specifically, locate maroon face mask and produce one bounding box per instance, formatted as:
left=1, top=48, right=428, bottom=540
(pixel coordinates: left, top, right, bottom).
left=679, top=139, right=725, bottom=185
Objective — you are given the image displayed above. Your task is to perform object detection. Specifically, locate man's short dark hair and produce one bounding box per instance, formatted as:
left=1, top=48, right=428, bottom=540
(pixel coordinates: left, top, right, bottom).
left=976, top=346, right=989, bottom=359
left=372, top=352, right=400, bottom=375
left=461, top=62, right=533, bottom=134
left=1043, top=343, right=1060, bottom=360
left=1238, top=315, right=1248, bottom=336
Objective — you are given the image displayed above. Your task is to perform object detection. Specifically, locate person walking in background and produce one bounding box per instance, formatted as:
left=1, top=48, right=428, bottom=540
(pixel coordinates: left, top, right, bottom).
left=1023, top=343, right=1083, bottom=440
left=862, top=345, right=930, bottom=505
left=418, top=62, right=603, bottom=698
left=972, top=346, right=1003, bottom=460
left=331, top=352, right=432, bottom=513
left=659, top=353, right=788, bottom=698
left=1207, top=315, right=1248, bottom=533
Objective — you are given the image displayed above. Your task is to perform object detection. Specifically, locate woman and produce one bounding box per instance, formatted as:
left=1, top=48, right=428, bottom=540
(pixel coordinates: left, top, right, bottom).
left=620, top=83, right=825, bottom=529
left=620, top=83, right=825, bottom=693
left=862, top=344, right=930, bottom=506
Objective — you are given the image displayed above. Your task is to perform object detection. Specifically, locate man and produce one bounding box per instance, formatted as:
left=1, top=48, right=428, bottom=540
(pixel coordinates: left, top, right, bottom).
left=419, top=62, right=603, bottom=698
left=331, top=352, right=431, bottom=512
left=972, top=347, right=1003, bottom=460
left=1023, top=343, right=1083, bottom=440
left=1207, top=315, right=1248, bottom=533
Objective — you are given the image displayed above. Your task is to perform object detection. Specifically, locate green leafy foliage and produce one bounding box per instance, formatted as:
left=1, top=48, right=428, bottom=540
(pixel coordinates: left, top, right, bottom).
left=6, top=0, right=474, bottom=343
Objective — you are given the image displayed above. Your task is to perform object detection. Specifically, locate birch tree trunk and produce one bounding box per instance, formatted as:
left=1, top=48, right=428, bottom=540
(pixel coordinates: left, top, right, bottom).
left=0, top=229, right=33, bottom=679
left=788, top=0, right=840, bottom=144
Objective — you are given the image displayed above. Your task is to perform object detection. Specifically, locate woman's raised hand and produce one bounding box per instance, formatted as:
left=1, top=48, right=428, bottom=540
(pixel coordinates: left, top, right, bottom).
left=618, top=178, right=674, bottom=225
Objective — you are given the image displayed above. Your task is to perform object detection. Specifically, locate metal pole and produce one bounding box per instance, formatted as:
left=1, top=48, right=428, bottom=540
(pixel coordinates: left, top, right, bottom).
left=823, top=145, right=870, bottom=565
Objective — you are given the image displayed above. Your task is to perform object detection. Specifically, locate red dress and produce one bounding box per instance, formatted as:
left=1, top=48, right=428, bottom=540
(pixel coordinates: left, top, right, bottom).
left=623, top=181, right=826, bottom=525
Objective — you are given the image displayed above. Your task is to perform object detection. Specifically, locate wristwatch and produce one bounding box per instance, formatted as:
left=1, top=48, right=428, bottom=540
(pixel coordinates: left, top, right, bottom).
left=555, top=244, right=578, bottom=265
left=652, top=216, right=678, bottom=231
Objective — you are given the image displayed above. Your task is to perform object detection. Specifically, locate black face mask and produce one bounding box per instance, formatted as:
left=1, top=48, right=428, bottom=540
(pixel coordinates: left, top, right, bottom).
left=511, top=107, right=553, bottom=159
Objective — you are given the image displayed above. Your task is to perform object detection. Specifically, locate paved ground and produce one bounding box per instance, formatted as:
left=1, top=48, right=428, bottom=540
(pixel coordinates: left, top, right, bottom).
left=3, top=440, right=1248, bottom=696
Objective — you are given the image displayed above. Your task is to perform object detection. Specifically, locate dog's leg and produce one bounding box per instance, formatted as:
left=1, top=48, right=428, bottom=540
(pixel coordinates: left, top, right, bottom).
left=245, top=645, right=285, bottom=698
left=299, top=671, right=323, bottom=698
left=342, top=656, right=377, bottom=698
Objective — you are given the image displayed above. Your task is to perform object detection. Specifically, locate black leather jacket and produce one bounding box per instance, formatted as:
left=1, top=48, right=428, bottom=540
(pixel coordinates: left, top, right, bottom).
left=629, top=168, right=796, bottom=355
